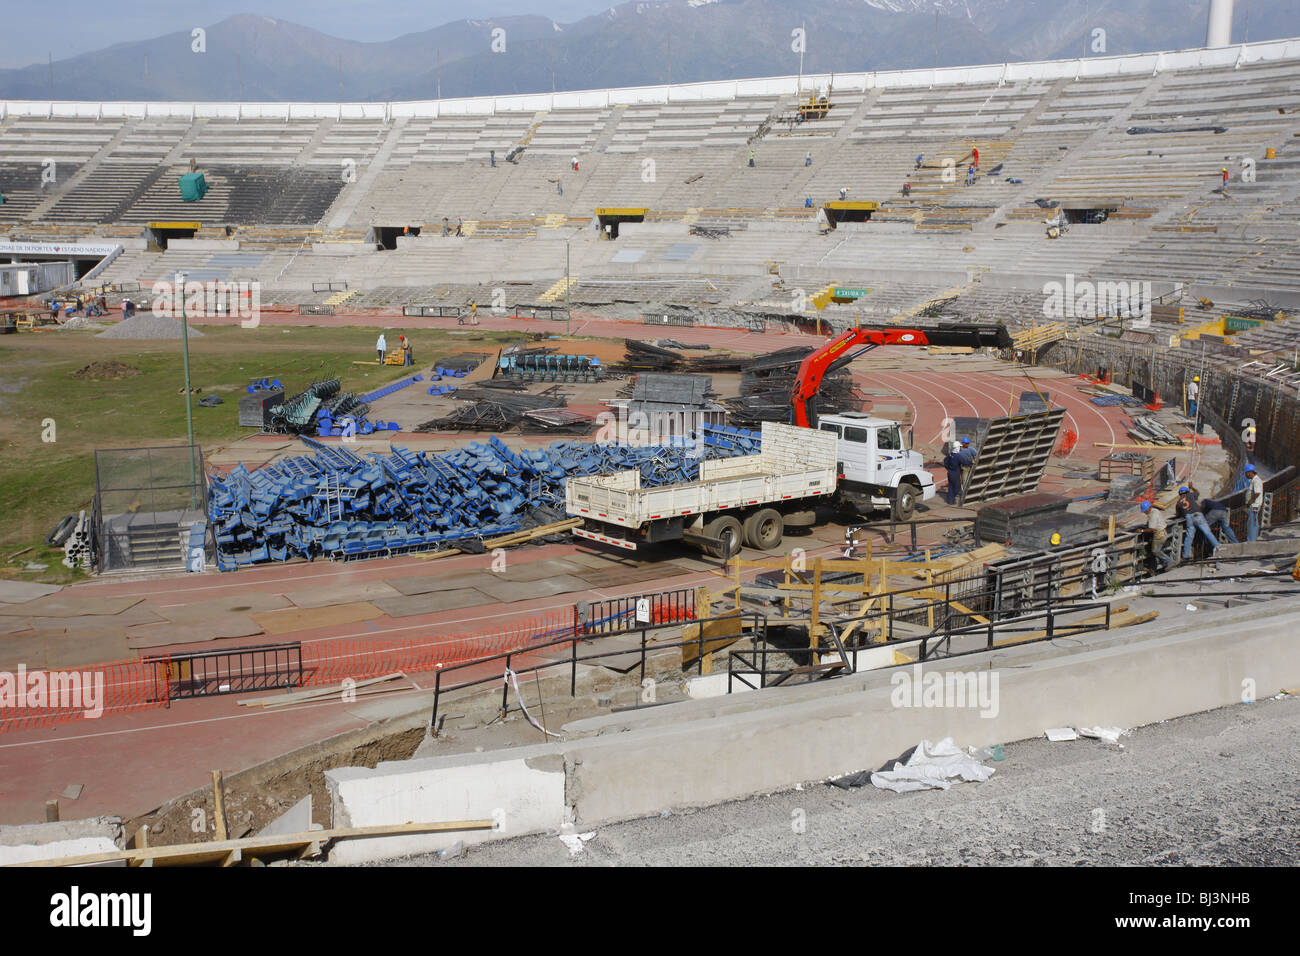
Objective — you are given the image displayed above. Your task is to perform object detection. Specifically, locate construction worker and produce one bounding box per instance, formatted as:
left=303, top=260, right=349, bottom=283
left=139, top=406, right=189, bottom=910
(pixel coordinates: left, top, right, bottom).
left=749, top=149, right=756, bottom=168
left=490, top=150, right=496, bottom=167
left=1244, top=422, right=1256, bottom=453
left=1200, top=496, right=1238, bottom=544
left=1141, top=501, right=1170, bottom=571
left=1221, top=166, right=1229, bottom=185
left=375, top=332, right=387, bottom=362
left=805, top=151, right=812, bottom=167
left=915, top=152, right=924, bottom=170
left=403, top=336, right=414, bottom=367
left=965, top=164, right=976, bottom=186
left=902, top=180, right=911, bottom=197
left=943, top=441, right=965, bottom=505
left=1245, top=464, right=1264, bottom=541
left=471, top=301, right=479, bottom=325
left=839, top=186, right=848, bottom=201
left=1176, top=483, right=1218, bottom=560
left=1186, top=375, right=1200, bottom=422
left=959, top=435, right=975, bottom=458
left=971, top=146, right=979, bottom=170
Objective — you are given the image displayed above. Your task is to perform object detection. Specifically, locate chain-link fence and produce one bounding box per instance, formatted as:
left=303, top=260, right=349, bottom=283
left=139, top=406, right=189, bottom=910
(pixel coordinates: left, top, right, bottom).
left=94, top=445, right=208, bottom=573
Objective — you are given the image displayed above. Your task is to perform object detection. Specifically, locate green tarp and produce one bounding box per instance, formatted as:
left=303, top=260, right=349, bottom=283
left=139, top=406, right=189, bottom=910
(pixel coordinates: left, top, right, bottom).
left=178, top=172, right=208, bottom=202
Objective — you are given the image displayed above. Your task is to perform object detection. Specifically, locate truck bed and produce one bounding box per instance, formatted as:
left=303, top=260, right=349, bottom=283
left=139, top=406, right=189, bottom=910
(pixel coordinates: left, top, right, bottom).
left=566, top=422, right=837, bottom=529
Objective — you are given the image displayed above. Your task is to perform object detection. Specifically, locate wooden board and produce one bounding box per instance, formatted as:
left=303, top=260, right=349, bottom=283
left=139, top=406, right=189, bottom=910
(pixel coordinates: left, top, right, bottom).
left=249, top=602, right=383, bottom=636
left=0, top=580, right=62, bottom=604
left=472, top=574, right=592, bottom=604
left=386, top=571, right=497, bottom=597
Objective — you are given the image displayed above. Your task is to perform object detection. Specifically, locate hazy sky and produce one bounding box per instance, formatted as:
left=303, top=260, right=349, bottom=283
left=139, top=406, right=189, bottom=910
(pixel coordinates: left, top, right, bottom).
left=0, top=1, right=616, bottom=67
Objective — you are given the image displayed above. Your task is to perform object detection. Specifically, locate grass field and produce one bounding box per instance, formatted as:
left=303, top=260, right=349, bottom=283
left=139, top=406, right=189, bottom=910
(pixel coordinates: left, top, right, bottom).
left=0, top=323, right=518, bottom=582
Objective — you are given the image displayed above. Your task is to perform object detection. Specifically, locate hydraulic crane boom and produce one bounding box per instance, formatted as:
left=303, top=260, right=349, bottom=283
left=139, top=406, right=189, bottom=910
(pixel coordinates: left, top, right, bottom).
left=790, top=323, right=1012, bottom=427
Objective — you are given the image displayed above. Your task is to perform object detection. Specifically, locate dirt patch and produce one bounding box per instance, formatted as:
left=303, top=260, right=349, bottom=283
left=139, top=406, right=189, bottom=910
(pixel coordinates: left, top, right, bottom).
left=72, top=361, right=141, bottom=381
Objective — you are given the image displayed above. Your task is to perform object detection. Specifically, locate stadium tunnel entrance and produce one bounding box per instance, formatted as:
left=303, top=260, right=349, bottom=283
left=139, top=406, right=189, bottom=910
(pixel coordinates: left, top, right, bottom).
left=371, top=225, right=421, bottom=250
left=1062, top=203, right=1119, bottom=225
left=594, top=207, right=646, bottom=240
left=823, top=201, right=878, bottom=227
left=146, top=221, right=199, bottom=251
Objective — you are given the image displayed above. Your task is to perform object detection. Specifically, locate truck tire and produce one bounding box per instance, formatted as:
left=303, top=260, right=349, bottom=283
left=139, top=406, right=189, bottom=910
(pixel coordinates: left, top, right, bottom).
left=743, top=508, right=783, bottom=550
left=893, top=483, right=920, bottom=522
left=782, top=508, right=816, bottom=528
left=703, top=515, right=742, bottom=559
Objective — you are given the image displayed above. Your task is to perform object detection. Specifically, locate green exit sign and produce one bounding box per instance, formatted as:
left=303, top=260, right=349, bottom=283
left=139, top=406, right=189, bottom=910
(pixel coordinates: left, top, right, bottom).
left=833, top=287, right=869, bottom=299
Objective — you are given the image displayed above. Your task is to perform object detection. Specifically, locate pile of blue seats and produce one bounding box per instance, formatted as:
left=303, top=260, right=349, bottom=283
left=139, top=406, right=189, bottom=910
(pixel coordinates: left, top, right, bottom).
left=208, top=430, right=765, bottom=569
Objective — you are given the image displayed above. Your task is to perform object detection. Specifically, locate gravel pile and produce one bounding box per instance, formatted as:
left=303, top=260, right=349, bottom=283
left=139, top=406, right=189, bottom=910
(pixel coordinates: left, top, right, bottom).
left=95, top=313, right=205, bottom=340
left=58, top=316, right=110, bottom=331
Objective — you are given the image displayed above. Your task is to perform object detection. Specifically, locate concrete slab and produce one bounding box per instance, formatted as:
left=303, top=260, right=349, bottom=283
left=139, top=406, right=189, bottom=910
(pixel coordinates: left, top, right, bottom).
left=0, top=581, right=62, bottom=604
left=0, top=594, right=142, bottom=618
left=285, top=581, right=402, bottom=609
left=371, top=589, right=489, bottom=619
left=257, top=795, right=312, bottom=838
left=126, top=616, right=264, bottom=649
left=250, top=602, right=384, bottom=636
left=472, top=574, right=593, bottom=604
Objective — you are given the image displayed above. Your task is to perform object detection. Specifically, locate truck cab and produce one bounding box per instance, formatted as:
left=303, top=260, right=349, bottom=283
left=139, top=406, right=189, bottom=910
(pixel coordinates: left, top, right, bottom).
left=816, top=412, right=937, bottom=519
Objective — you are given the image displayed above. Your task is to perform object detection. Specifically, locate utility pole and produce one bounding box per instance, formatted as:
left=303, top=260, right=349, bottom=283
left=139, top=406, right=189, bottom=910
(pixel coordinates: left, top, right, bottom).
left=177, top=272, right=197, bottom=504
left=565, top=239, right=571, bottom=336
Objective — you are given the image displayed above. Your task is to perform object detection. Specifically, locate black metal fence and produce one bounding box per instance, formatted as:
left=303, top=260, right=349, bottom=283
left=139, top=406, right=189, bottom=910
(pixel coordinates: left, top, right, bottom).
left=577, top=588, right=697, bottom=635
left=147, top=642, right=303, bottom=701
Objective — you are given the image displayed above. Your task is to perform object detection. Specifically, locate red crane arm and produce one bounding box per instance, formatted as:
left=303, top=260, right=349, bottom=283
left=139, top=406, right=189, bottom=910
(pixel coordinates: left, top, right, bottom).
left=790, top=328, right=934, bottom=428
left=789, top=323, right=1012, bottom=428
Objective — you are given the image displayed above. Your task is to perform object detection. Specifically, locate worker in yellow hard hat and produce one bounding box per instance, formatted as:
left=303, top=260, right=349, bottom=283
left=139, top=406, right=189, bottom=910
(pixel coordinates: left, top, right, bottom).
left=1188, top=374, right=1201, bottom=423
left=1221, top=167, right=1229, bottom=185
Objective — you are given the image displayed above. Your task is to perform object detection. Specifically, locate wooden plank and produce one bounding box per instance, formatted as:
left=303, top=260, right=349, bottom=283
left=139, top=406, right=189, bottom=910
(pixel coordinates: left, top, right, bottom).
left=7, top=820, right=498, bottom=868
left=238, top=672, right=406, bottom=708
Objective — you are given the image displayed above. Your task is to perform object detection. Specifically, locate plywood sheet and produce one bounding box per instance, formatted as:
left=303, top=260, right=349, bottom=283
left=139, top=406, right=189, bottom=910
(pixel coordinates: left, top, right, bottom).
left=127, top=616, right=264, bottom=649
left=0, top=581, right=63, bottom=603
left=154, top=592, right=291, bottom=623
left=0, top=628, right=131, bottom=670
left=0, top=594, right=143, bottom=618
left=472, top=574, right=592, bottom=604
left=249, top=602, right=382, bottom=636
left=284, top=581, right=401, bottom=609
left=386, top=571, right=496, bottom=596
left=371, top=589, right=488, bottom=619
left=575, top=564, right=686, bottom=587
left=20, top=606, right=167, bottom=632
left=492, top=558, right=583, bottom=582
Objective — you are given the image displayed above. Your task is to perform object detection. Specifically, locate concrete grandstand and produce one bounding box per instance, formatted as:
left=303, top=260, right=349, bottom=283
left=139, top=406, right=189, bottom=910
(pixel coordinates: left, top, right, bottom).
left=2, top=30, right=1299, bottom=871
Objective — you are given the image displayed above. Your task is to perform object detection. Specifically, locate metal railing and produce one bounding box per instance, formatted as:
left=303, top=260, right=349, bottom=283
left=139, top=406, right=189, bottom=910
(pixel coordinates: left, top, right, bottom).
left=578, top=587, right=697, bottom=635
left=429, top=611, right=764, bottom=733
left=147, top=642, right=303, bottom=701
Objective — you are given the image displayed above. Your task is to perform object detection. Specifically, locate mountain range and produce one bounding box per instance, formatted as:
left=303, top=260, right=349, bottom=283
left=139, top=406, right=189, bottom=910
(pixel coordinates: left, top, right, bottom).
left=0, top=0, right=1295, bottom=102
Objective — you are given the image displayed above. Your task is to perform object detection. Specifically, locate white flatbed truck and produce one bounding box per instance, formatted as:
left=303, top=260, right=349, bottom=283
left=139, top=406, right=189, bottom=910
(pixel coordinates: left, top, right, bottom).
left=567, top=418, right=937, bottom=557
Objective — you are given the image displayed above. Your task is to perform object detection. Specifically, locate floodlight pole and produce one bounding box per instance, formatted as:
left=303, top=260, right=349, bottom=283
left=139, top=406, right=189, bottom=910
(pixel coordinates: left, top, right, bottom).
left=177, top=271, right=197, bottom=503
left=566, top=238, right=571, bottom=336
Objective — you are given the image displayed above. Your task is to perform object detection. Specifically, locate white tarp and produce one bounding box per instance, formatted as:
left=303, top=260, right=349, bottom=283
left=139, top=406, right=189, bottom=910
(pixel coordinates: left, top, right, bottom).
left=870, top=738, right=997, bottom=793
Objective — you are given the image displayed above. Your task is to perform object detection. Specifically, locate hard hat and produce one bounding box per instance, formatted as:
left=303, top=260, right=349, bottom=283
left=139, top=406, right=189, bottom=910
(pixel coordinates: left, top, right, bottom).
left=1193, top=376, right=1200, bottom=382
left=1049, top=532, right=1061, bottom=546
left=1245, top=464, right=1256, bottom=473
left=1178, top=485, right=1189, bottom=493
left=961, top=436, right=971, bottom=444
left=1140, top=501, right=1152, bottom=513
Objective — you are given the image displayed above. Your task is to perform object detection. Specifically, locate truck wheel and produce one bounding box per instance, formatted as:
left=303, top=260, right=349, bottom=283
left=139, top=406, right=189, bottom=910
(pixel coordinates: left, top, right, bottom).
left=893, top=483, right=920, bottom=521
left=704, top=515, right=742, bottom=559
left=782, top=508, right=816, bottom=528
left=743, top=508, right=783, bottom=550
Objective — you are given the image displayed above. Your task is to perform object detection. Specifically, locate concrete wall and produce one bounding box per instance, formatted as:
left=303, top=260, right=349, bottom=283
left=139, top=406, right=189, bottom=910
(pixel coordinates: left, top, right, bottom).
left=324, top=598, right=1300, bottom=862
left=325, top=747, right=567, bottom=865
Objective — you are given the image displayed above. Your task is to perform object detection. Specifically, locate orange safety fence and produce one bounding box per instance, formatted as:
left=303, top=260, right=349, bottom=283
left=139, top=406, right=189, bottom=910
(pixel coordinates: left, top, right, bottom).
left=0, top=657, right=169, bottom=734
left=1055, top=428, right=1079, bottom=457
left=0, top=594, right=702, bottom=734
